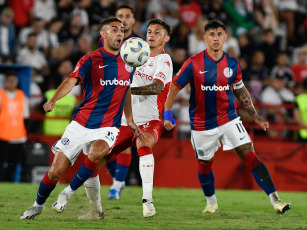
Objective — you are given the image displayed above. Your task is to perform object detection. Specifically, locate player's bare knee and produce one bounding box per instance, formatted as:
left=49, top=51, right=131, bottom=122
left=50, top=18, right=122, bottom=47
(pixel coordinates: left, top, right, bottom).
left=48, top=167, right=63, bottom=181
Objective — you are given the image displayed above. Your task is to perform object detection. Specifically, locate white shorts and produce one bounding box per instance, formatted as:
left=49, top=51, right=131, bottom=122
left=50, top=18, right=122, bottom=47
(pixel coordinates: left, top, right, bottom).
left=52, top=121, right=119, bottom=165
left=191, top=117, right=252, bottom=161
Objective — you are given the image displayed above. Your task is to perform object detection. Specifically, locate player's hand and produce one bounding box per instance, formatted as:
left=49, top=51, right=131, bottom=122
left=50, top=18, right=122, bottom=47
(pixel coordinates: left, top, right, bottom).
left=164, top=110, right=176, bottom=131
left=255, top=117, right=269, bottom=131
left=43, top=100, right=55, bottom=112
left=127, top=120, right=146, bottom=141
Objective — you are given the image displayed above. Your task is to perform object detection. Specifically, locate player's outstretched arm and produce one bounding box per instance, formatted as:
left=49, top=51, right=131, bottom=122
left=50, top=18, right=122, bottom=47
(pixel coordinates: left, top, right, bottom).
left=164, top=83, right=180, bottom=131
left=43, top=77, right=79, bottom=112
left=123, top=88, right=146, bottom=140
left=131, top=80, right=163, bottom=95
left=234, top=85, right=269, bottom=131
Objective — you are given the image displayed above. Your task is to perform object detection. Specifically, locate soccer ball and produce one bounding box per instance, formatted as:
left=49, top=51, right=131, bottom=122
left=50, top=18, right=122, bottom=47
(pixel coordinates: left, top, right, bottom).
left=120, top=37, right=150, bottom=67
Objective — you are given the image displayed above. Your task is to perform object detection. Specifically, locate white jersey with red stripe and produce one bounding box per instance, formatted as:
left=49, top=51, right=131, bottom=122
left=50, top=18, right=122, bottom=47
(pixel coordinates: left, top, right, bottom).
left=121, top=53, right=173, bottom=126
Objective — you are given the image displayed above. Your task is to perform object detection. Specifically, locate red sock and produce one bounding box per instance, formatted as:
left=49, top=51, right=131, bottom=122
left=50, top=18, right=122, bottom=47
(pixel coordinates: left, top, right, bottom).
left=243, top=151, right=261, bottom=170
left=42, top=172, right=58, bottom=187
left=198, top=161, right=213, bottom=175
left=137, top=146, right=153, bottom=157
left=84, top=156, right=99, bottom=171
left=90, top=170, right=99, bottom=178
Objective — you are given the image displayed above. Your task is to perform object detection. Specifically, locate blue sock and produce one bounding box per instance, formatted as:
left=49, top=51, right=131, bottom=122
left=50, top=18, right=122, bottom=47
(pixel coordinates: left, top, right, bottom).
left=115, top=163, right=129, bottom=182
left=70, top=163, right=95, bottom=191
left=198, top=170, right=215, bottom=197
left=36, top=181, right=56, bottom=205
left=251, top=163, right=276, bottom=195
left=107, top=160, right=116, bottom=178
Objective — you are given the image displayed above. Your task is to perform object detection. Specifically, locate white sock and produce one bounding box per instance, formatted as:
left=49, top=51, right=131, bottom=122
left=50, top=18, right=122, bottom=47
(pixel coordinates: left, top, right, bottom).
left=139, top=154, right=154, bottom=201
left=206, top=194, right=217, bottom=204
left=84, top=175, right=102, bottom=212
left=33, top=201, right=44, bottom=207
left=111, top=180, right=125, bottom=191
left=269, top=191, right=280, bottom=205
left=64, top=185, right=75, bottom=198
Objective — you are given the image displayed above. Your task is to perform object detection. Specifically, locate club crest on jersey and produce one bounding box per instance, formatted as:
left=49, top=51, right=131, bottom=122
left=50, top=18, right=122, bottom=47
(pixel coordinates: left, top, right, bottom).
left=223, top=67, right=233, bottom=78
left=125, top=64, right=134, bottom=73
left=61, top=138, right=70, bottom=145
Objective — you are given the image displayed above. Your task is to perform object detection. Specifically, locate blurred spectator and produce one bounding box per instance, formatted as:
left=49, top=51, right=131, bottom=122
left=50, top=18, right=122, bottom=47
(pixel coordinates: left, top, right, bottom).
left=88, top=0, right=116, bottom=41
left=59, top=13, right=84, bottom=44
left=290, top=47, right=307, bottom=82
left=237, top=32, right=255, bottom=65
left=293, top=79, right=307, bottom=142
left=259, top=29, right=281, bottom=70
left=71, top=33, right=92, bottom=66
left=34, top=0, right=57, bottom=24
left=270, top=52, right=294, bottom=87
left=201, top=0, right=228, bottom=24
left=0, top=71, right=29, bottom=182
left=17, top=33, right=49, bottom=80
left=178, top=0, right=202, bottom=28
left=168, top=21, right=190, bottom=50
left=146, top=0, right=181, bottom=29
left=42, top=79, right=77, bottom=136
left=8, top=0, right=34, bottom=33
left=172, top=85, right=191, bottom=139
left=247, top=50, right=269, bottom=101
left=71, top=1, right=90, bottom=29
left=19, top=17, right=50, bottom=55
left=259, top=74, right=295, bottom=138
left=224, top=26, right=240, bottom=58
left=222, top=0, right=255, bottom=36
left=47, top=17, right=64, bottom=49
left=188, top=16, right=207, bottom=56
left=274, top=0, right=299, bottom=45
left=0, top=7, right=16, bottom=63
left=56, top=0, right=74, bottom=22
left=49, top=44, right=69, bottom=76
left=171, top=48, right=187, bottom=74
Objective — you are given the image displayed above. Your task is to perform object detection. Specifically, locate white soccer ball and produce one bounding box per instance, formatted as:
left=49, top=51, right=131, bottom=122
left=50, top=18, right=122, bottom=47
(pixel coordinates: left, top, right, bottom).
left=120, top=37, right=150, bottom=67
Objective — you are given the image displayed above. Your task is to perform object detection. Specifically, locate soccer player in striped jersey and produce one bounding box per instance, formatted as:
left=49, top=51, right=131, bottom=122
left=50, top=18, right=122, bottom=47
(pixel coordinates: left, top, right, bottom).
left=20, top=18, right=143, bottom=220
left=98, top=4, right=143, bottom=201
left=81, top=19, right=173, bottom=219
left=164, top=19, right=291, bottom=214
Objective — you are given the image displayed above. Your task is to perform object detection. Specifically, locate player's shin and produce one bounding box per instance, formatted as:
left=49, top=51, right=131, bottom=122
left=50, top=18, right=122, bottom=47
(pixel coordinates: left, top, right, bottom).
left=36, top=172, right=58, bottom=206
left=198, top=161, right=217, bottom=204
left=113, top=153, right=131, bottom=188
left=138, top=147, right=154, bottom=201
left=243, top=151, right=276, bottom=195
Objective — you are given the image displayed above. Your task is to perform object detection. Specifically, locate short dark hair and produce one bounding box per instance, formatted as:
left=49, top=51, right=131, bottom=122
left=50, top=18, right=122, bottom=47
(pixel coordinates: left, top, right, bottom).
left=205, top=19, right=226, bottom=32
left=115, top=5, right=135, bottom=16
left=27, top=32, right=36, bottom=39
left=100, top=17, right=122, bottom=29
left=147, top=19, right=172, bottom=36
left=5, top=69, right=17, bottom=78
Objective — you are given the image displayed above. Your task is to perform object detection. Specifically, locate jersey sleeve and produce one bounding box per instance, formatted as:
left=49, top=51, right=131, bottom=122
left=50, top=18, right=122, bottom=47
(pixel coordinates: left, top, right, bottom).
left=232, top=59, right=244, bottom=90
left=172, top=58, right=193, bottom=90
left=153, top=55, right=173, bottom=86
left=69, top=55, right=92, bottom=85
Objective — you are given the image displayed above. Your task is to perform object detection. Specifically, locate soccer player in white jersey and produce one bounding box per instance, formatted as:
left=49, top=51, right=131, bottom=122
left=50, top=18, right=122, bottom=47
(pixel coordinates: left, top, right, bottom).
left=79, top=19, right=173, bottom=219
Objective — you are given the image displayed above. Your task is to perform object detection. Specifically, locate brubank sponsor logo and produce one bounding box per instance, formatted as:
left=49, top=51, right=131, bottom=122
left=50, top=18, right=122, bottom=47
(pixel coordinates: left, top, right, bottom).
left=201, top=84, right=230, bottom=91
left=100, top=78, right=131, bottom=86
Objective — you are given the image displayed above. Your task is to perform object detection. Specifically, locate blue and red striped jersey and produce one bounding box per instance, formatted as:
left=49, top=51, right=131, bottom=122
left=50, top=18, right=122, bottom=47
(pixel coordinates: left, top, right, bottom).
left=173, top=49, right=244, bottom=131
left=69, top=47, right=135, bottom=129
left=98, top=31, right=141, bottom=48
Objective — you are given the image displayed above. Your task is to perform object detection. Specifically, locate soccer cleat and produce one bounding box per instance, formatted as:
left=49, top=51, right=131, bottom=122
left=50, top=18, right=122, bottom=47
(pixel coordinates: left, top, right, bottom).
left=20, top=205, right=44, bottom=219
left=52, top=191, right=70, bottom=213
left=273, top=200, right=291, bottom=214
left=107, top=182, right=125, bottom=200
left=78, top=204, right=104, bottom=220
left=142, top=199, right=156, bottom=218
left=202, top=203, right=219, bottom=213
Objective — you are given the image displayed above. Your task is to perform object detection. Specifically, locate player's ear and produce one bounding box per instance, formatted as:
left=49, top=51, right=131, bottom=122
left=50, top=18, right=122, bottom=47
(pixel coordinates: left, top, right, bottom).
left=100, top=29, right=107, bottom=39
left=164, top=35, right=170, bottom=43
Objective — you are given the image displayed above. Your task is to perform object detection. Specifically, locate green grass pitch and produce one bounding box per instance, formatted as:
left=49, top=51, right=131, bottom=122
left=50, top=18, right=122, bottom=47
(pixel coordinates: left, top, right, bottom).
left=0, top=183, right=306, bottom=230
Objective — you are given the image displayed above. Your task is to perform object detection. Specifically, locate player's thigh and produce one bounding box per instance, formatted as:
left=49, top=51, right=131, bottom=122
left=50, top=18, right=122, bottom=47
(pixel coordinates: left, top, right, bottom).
left=221, top=117, right=252, bottom=151
left=191, top=129, right=221, bottom=161
left=49, top=151, right=71, bottom=179
left=136, top=120, right=164, bottom=148
left=52, top=121, right=87, bottom=165
left=88, top=139, right=110, bottom=161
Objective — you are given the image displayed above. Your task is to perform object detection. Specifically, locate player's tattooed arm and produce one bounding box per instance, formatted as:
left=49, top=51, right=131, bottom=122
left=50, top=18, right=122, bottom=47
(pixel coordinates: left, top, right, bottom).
left=234, top=86, right=269, bottom=131
left=131, top=80, right=164, bottom=95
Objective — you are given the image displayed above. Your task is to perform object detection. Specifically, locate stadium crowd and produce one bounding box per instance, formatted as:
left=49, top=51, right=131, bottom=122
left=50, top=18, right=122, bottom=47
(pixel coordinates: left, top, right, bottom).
left=0, top=0, right=307, bottom=139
